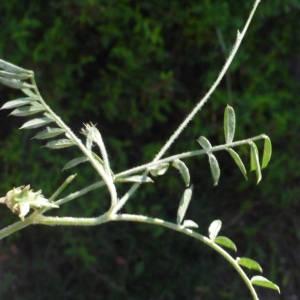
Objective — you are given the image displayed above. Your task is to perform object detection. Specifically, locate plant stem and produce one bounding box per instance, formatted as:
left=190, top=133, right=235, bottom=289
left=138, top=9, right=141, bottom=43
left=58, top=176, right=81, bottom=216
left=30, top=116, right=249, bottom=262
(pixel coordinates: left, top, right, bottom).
left=154, top=0, right=261, bottom=162
left=32, top=212, right=259, bottom=299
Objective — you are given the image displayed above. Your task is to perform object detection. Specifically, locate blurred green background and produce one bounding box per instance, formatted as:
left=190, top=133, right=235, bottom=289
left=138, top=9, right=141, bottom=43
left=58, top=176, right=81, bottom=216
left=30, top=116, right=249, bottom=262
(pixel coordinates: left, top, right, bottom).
left=0, top=0, right=299, bottom=299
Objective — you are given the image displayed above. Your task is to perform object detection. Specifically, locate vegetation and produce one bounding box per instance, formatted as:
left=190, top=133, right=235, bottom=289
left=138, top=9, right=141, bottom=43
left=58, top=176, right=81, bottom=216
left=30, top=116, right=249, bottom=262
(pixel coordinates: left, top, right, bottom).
left=0, top=0, right=298, bottom=299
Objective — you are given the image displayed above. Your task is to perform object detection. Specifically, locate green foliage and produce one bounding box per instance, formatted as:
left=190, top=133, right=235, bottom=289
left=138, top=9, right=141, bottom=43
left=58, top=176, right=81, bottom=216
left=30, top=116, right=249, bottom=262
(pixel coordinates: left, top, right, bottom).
left=0, top=0, right=298, bottom=298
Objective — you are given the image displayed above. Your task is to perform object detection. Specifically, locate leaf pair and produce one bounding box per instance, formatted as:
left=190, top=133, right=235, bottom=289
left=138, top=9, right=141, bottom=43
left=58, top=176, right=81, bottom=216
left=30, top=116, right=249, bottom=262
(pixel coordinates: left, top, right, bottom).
left=208, top=220, right=280, bottom=293
left=208, top=220, right=237, bottom=251
left=249, top=137, right=272, bottom=184
left=197, top=136, right=220, bottom=186
left=0, top=60, right=33, bottom=90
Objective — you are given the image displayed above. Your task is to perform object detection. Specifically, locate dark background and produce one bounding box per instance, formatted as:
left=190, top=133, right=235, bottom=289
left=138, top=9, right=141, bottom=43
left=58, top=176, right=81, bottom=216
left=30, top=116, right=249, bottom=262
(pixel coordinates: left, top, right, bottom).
left=0, top=1, right=299, bottom=299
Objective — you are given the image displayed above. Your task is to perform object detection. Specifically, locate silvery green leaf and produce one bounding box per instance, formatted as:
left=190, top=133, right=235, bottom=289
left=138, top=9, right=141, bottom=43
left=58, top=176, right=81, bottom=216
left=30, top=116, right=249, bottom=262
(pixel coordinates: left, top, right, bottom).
left=197, top=136, right=212, bottom=150
left=182, top=220, right=198, bottom=228
left=214, top=236, right=237, bottom=252
left=226, top=148, right=247, bottom=180
left=22, top=88, right=38, bottom=98
left=0, top=77, right=34, bottom=89
left=236, top=257, right=262, bottom=272
left=262, top=136, right=272, bottom=169
left=0, top=59, right=31, bottom=74
left=172, top=159, right=190, bottom=187
left=10, top=103, right=45, bottom=116
left=62, top=157, right=88, bottom=171
left=45, top=139, right=76, bottom=149
left=149, top=163, right=169, bottom=177
left=208, top=154, right=220, bottom=186
left=208, top=219, right=222, bottom=240
left=251, top=276, right=280, bottom=293
left=224, top=105, right=236, bottom=143
left=32, top=127, right=65, bottom=140
left=1, top=97, right=37, bottom=109
left=249, top=141, right=261, bottom=184
left=20, top=117, right=53, bottom=129
left=115, top=175, right=153, bottom=183
left=177, top=185, right=193, bottom=225
left=0, top=70, right=32, bottom=80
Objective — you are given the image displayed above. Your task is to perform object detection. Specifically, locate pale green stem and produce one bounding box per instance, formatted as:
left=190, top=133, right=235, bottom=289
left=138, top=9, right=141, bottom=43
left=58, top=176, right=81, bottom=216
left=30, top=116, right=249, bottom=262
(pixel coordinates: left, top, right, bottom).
left=153, top=0, right=261, bottom=162
left=54, top=180, right=106, bottom=206
left=49, top=174, right=77, bottom=202
left=32, top=213, right=259, bottom=299
left=111, top=214, right=259, bottom=299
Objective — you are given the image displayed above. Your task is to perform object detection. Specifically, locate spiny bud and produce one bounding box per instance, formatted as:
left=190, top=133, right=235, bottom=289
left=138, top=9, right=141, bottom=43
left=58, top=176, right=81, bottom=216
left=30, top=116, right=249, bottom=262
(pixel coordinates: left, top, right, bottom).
left=0, top=185, right=59, bottom=221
